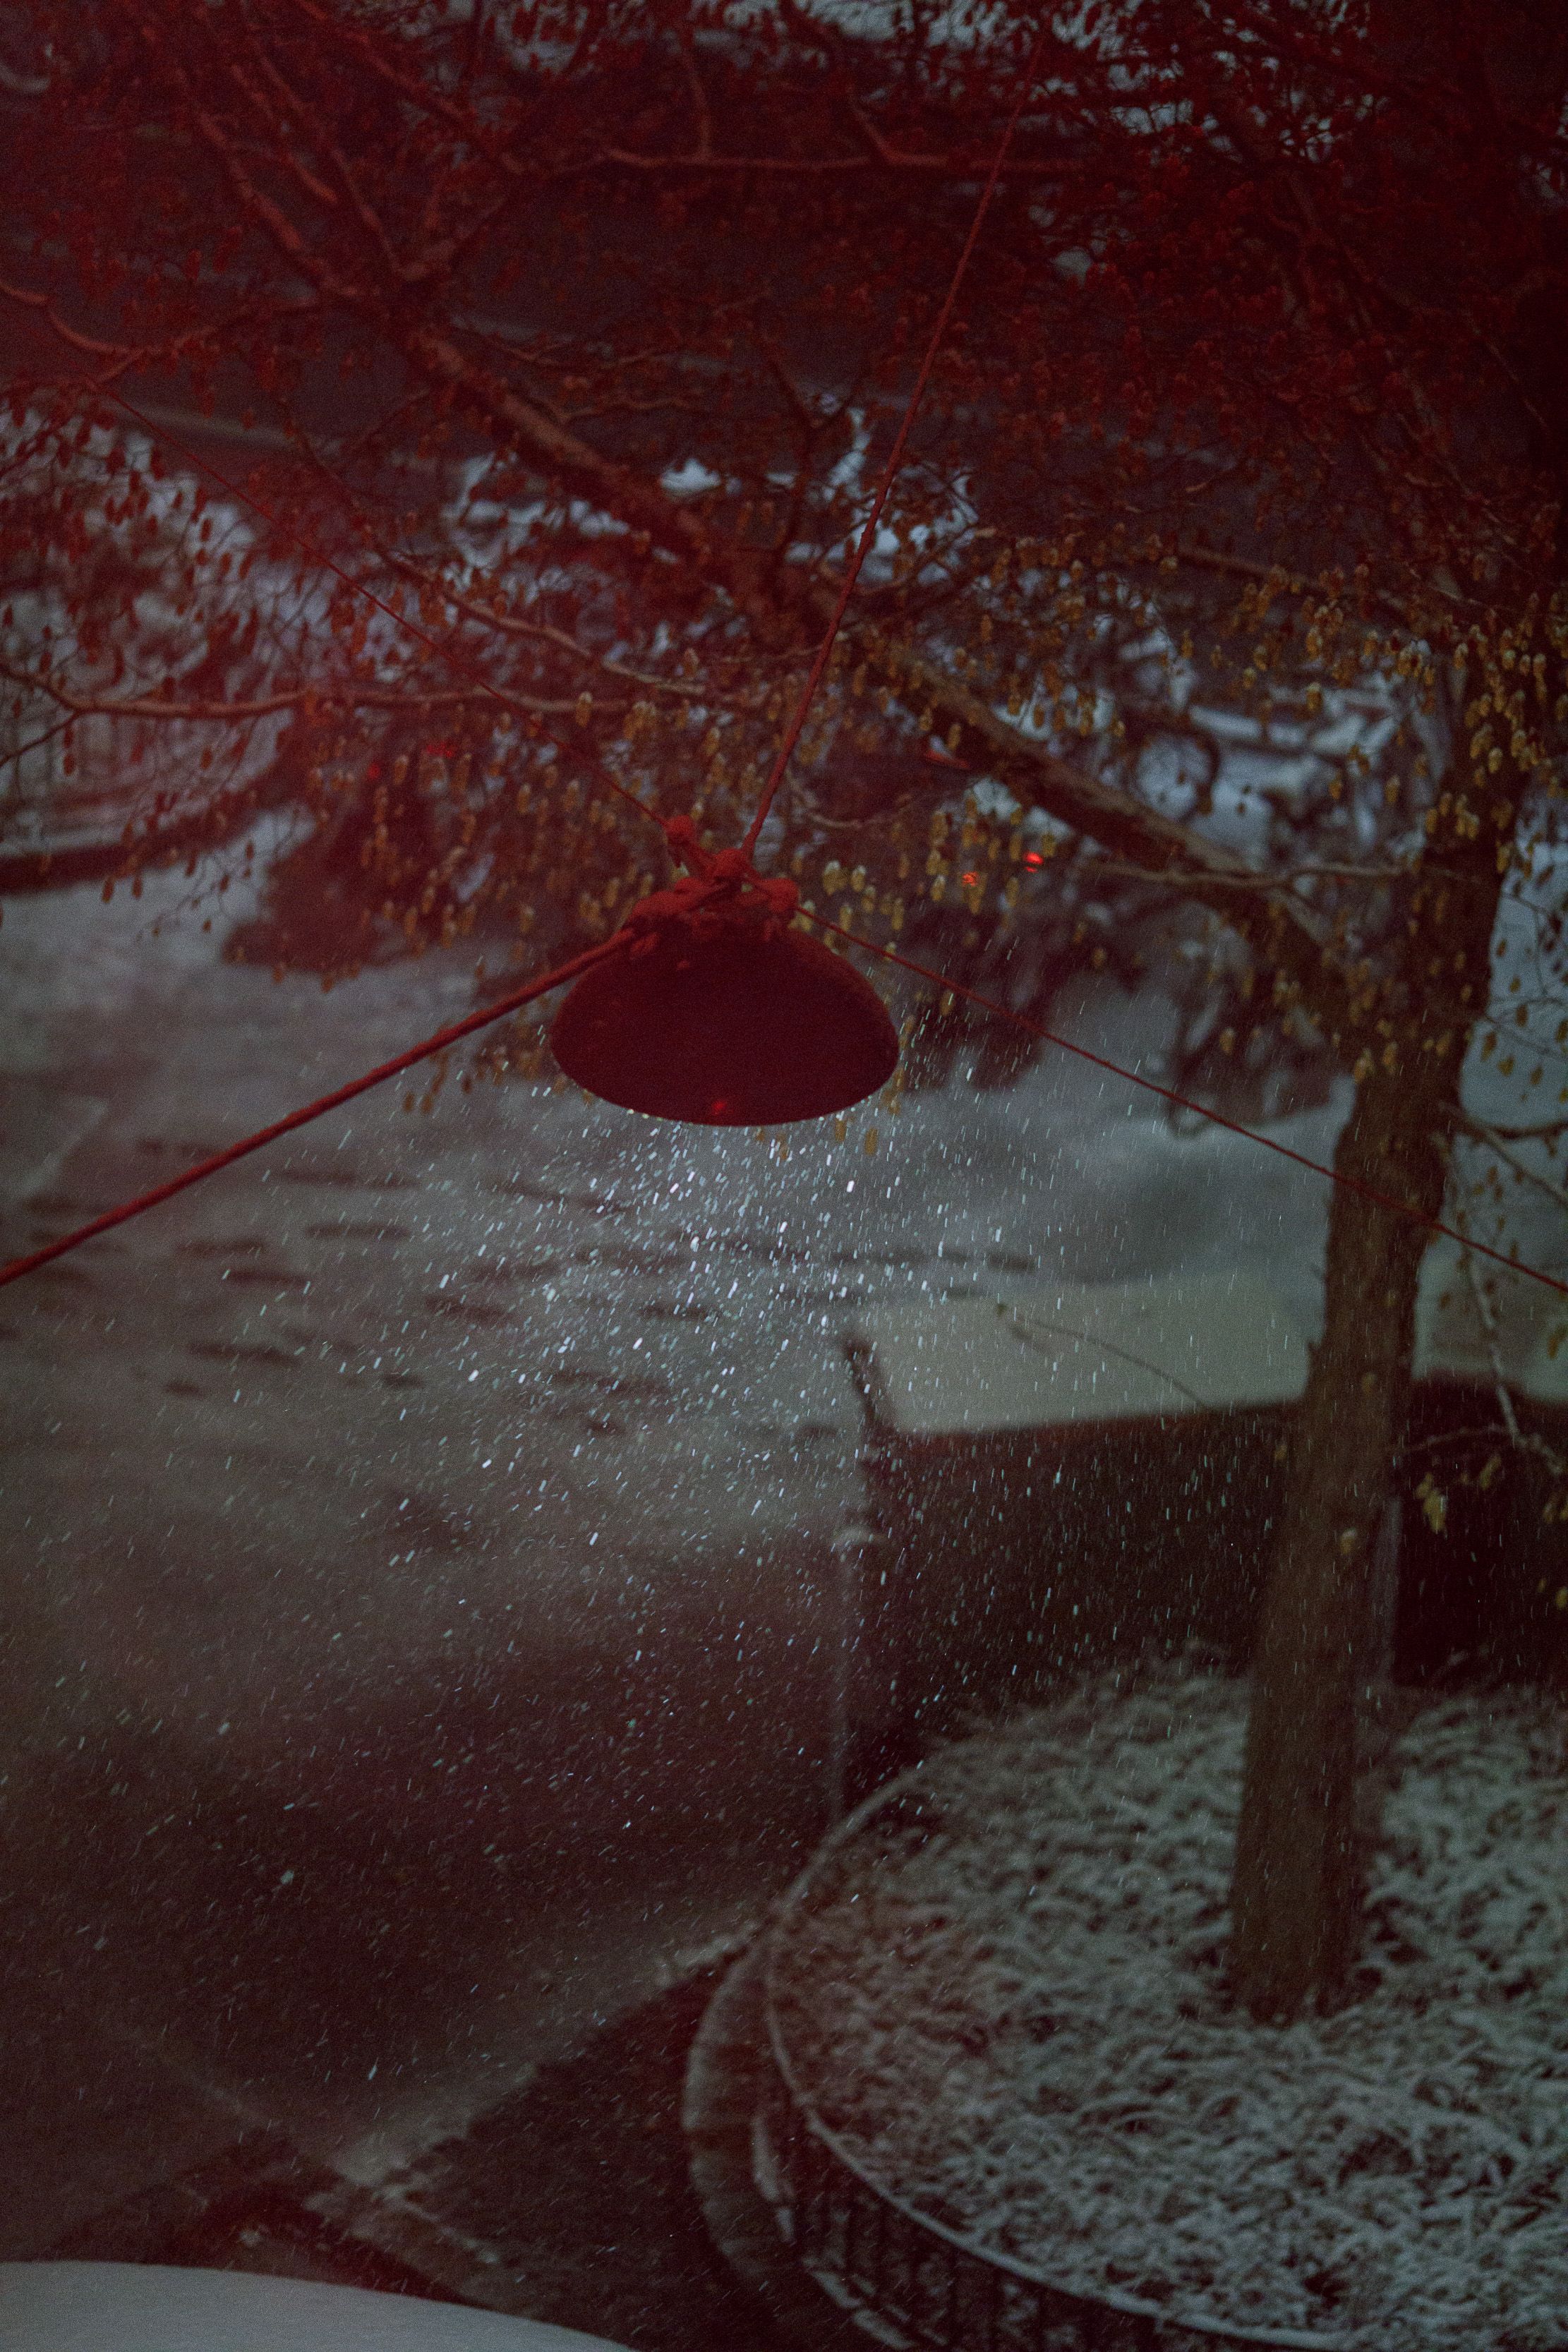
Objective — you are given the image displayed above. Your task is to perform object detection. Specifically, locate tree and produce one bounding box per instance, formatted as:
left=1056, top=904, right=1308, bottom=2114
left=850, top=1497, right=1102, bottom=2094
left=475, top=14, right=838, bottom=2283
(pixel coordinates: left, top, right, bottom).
left=4, top=0, right=1568, bottom=2022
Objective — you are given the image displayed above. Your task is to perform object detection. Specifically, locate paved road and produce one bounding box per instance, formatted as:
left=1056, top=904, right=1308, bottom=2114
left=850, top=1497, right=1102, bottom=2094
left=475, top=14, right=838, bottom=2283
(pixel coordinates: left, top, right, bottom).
left=0, top=863, right=1353, bottom=2255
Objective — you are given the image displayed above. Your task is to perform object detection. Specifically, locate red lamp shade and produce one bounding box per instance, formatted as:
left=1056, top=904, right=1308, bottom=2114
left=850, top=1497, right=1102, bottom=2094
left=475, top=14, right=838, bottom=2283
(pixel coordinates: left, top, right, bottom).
left=551, top=918, right=898, bottom=1126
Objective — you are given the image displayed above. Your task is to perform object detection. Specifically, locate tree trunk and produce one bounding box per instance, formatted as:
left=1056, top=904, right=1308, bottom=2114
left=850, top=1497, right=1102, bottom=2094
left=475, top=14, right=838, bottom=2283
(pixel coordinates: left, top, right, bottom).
left=1227, top=1065, right=1443, bottom=2019
left=1228, top=835, right=1506, bottom=2022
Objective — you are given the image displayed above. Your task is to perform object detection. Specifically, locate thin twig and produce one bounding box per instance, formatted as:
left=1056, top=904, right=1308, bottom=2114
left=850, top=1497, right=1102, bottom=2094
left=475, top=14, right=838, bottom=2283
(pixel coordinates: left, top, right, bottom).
left=1090, top=856, right=1413, bottom=891
left=1462, top=1119, right=1568, bottom=1219
left=380, top=550, right=762, bottom=709
left=1459, top=1241, right=1568, bottom=1479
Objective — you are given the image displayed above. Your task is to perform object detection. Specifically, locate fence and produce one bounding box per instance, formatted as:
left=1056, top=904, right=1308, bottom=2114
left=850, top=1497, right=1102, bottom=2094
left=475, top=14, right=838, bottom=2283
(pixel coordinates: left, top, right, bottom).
left=757, top=1779, right=1341, bottom=2352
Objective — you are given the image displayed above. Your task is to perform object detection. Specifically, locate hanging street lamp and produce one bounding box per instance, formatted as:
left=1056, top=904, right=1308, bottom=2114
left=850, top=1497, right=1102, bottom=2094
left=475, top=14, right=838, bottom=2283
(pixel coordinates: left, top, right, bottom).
left=550, top=819, right=898, bottom=1126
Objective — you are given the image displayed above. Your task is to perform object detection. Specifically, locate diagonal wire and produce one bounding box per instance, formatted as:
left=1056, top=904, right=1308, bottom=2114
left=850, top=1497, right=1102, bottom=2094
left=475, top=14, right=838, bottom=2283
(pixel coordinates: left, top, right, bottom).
left=0, top=933, right=629, bottom=1290
left=3, top=905, right=1564, bottom=1303
left=3, top=37, right=1557, bottom=1304
left=815, top=917, right=1568, bottom=1301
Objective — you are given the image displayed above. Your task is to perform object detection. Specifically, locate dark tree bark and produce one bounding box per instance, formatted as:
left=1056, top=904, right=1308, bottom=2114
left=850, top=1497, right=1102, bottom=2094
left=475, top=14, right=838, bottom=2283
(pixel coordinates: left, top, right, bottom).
left=1229, top=816, right=1507, bottom=2022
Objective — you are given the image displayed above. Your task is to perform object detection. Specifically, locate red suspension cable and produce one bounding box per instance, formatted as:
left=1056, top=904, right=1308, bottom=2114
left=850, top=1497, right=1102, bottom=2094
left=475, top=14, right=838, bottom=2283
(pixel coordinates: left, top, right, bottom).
left=5, top=36, right=1555, bottom=1306
left=4, top=913, right=1563, bottom=1304
left=741, top=30, right=1048, bottom=859
left=0, top=934, right=629, bottom=1291
left=818, top=917, right=1568, bottom=1301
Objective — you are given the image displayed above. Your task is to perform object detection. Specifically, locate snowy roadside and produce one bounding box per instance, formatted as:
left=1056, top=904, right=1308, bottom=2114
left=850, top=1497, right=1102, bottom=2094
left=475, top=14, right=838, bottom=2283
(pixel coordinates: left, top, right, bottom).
left=769, top=1660, right=1568, bottom=2352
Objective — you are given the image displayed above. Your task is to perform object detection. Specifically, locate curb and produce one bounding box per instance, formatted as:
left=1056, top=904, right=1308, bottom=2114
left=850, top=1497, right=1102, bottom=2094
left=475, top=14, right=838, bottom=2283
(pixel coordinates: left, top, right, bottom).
left=681, top=1940, right=867, bottom=2352
left=309, top=2178, right=518, bottom=2315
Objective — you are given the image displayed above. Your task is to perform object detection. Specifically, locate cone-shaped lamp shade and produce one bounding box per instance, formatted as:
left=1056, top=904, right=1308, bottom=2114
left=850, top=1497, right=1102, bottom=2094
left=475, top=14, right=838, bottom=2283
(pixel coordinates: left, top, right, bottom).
left=551, top=923, right=899, bottom=1125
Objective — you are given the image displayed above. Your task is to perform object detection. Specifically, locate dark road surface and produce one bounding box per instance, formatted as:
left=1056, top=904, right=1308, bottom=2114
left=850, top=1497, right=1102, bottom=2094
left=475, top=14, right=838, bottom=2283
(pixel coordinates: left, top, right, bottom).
left=0, top=857, right=1372, bottom=2261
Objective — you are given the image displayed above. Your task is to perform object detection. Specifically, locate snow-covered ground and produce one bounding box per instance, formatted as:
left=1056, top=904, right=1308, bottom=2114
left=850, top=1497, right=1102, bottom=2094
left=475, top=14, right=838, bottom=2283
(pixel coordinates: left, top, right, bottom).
left=770, top=1660, right=1568, bottom=2352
